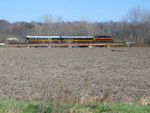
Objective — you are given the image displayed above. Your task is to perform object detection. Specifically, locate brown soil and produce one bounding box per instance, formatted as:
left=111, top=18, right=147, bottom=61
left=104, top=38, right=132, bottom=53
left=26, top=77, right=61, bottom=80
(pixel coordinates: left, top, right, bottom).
left=0, top=47, right=149, bottom=104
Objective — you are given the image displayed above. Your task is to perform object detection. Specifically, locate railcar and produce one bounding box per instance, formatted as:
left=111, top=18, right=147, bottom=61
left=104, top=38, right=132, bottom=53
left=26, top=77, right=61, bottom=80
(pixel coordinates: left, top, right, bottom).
left=25, top=35, right=114, bottom=44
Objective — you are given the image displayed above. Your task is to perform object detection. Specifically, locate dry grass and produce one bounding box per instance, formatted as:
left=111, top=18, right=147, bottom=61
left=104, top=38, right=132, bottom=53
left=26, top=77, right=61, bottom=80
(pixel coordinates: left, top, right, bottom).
left=0, top=47, right=150, bottom=104
left=137, top=96, right=150, bottom=105
left=70, top=107, right=92, bottom=113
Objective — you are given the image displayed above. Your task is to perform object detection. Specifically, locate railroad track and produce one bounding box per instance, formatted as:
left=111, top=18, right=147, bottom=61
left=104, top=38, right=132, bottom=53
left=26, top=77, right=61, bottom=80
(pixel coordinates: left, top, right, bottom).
left=5, top=42, right=126, bottom=48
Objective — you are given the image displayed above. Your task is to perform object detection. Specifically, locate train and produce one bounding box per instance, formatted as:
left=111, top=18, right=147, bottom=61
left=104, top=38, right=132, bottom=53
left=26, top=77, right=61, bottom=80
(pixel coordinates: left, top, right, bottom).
left=25, top=35, right=115, bottom=44
left=5, top=36, right=125, bottom=48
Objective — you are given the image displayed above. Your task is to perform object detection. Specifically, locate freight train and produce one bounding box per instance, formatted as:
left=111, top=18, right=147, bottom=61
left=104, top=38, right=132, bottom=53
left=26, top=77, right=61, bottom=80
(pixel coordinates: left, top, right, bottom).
left=25, top=35, right=114, bottom=44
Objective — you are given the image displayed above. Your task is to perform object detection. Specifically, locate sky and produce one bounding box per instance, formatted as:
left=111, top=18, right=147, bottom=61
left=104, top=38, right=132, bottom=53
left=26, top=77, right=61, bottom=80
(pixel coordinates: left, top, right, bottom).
left=0, top=0, right=150, bottom=23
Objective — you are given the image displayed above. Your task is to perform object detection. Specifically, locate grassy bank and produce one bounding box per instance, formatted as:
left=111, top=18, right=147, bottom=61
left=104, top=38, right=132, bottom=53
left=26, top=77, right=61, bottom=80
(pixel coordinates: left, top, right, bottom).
left=0, top=100, right=149, bottom=113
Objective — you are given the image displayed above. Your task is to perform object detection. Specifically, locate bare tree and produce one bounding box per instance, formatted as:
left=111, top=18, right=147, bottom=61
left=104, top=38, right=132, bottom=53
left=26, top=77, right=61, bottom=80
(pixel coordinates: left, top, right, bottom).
left=125, top=7, right=150, bottom=23
left=0, top=20, right=12, bottom=42
left=122, top=7, right=150, bottom=43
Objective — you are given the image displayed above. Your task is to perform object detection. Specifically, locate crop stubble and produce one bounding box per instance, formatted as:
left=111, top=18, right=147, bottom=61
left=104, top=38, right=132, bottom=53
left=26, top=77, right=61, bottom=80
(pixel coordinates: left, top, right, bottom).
left=0, top=47, right=150, bottom=104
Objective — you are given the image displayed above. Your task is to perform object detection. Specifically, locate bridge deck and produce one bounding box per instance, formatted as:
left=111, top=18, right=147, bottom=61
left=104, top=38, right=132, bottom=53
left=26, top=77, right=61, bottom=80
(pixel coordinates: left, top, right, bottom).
left=6, top=42, right=126, bottom=48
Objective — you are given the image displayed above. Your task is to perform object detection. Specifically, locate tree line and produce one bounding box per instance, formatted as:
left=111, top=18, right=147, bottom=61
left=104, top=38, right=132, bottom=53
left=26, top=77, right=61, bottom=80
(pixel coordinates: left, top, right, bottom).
left=0, top=7, right=150, bottom=45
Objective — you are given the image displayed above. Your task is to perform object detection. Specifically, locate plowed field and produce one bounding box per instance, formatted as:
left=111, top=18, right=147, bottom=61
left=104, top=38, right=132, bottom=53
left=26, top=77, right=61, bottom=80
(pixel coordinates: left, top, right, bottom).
left=0, top=48, right=149, bottom=104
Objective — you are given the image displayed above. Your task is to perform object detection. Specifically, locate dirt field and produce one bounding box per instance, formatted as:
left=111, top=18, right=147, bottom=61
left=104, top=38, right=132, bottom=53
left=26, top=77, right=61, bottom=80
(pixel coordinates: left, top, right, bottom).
left=0, top=47, right=149, bottom=104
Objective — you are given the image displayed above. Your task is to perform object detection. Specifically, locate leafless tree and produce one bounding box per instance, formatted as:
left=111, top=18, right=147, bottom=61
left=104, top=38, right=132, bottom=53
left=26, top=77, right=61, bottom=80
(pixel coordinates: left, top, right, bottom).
left=122, top=7, right=150, bottom=43
left=125, top=7, right=150, bottom=23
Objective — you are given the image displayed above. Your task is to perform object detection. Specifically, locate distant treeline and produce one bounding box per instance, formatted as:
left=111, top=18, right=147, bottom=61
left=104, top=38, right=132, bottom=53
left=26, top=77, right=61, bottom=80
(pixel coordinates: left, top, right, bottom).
left=0, top=7, right=150, bottom=45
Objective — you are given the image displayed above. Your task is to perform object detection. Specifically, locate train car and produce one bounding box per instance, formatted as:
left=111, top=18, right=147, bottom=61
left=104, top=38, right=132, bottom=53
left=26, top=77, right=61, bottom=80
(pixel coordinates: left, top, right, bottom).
left=26, top=36, right=61, bottom=44
left=60, top=36, right=93, bottom=44
left=25, top=35, right=114, bottom=44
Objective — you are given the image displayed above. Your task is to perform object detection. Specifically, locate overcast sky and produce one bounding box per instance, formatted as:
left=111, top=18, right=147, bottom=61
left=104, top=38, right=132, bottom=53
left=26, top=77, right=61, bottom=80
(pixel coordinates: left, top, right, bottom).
left=0, top=0, right=150, bottom=22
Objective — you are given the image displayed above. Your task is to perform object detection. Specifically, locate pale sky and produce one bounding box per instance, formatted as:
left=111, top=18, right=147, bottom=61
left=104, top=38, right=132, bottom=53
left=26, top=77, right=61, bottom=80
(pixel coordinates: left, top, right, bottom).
left=0, top=0, right=150, bottom=22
